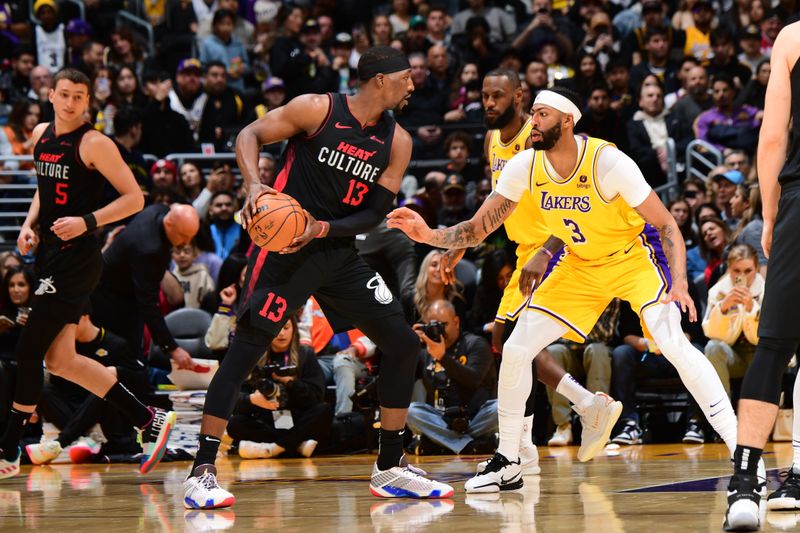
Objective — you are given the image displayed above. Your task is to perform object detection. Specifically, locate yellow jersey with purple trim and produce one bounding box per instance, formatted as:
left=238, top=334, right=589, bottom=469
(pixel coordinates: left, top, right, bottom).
left=529, top=135, right=645, bottom=260
left=489, top=123, right=549, bottom=246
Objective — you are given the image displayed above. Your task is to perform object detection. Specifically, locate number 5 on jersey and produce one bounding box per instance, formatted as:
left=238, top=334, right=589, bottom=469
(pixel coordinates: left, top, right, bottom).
left=259, top=291, right=287, bottom=322
left=55, top=182, right=68, bottom=205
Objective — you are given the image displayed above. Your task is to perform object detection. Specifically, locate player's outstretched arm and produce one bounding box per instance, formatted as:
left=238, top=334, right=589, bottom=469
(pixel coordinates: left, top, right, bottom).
left=236, top=93, right=330, bottom=229
left=757, top=28, right=793, bottom=258
left=387, top=191, right=517, bottom=249
left=635, top=191, right=696, bottom=321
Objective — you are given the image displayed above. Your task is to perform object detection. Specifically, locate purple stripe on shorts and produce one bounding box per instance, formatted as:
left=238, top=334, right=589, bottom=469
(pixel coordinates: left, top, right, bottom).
left=641, top=224, right=671, bottom=292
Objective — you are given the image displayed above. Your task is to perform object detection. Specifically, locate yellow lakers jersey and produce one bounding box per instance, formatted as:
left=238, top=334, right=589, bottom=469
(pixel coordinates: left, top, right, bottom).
left=489, top=122, right=549, bottom=245
left=530, top=136, right=645, bottom=261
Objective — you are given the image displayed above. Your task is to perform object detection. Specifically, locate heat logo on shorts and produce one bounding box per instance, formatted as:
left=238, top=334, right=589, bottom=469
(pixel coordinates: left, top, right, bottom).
left=367, top=274, right=393, bottom=305
left=34, top=276, right=57, bottom=295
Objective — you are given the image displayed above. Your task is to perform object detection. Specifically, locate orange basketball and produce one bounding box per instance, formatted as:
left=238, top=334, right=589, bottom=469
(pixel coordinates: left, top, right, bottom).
left=246, top=192, right=307, bottom=251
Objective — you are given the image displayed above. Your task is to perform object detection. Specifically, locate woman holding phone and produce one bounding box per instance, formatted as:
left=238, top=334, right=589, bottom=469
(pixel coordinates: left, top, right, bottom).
left=0, top=266, right=34, bottom=360
left=702, top=244, right=765, bottom=400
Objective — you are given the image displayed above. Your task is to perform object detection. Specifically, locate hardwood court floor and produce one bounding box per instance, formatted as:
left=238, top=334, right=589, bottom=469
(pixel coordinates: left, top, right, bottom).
left=1, top=443, right=798, bottom=532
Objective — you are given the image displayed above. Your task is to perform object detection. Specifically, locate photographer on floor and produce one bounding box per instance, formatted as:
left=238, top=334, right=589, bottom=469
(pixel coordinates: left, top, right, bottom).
left=228, top=315, right=332, bottom=459
left=406, top=299, right=498, bottom=455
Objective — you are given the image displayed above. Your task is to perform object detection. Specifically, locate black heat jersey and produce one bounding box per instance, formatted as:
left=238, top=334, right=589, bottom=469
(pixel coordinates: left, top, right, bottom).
left=33, top=122, right=105, bottom=242
left=276, top=92, right=396, bottom=228
left=779, top=57, right=800, bottom=185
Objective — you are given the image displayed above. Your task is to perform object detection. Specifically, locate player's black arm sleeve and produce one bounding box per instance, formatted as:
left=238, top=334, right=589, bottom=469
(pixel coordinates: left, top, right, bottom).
left=326, top=184, right=396, bottom=237
left=131, top=257, right=179, bottom=352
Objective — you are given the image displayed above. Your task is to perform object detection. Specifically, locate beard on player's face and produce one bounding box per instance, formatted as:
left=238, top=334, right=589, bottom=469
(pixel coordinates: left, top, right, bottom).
left=531, top=120, right=562, bottom=150
left=484, top=103, right=515, bottom=129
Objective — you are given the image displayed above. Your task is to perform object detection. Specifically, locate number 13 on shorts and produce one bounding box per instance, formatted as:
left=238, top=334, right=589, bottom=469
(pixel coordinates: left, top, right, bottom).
left=259, top=291, right=287, bottom=322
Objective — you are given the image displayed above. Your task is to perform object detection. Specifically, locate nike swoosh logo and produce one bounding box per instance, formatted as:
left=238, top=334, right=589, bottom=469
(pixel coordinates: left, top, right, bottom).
left=535, top=181, right=548, bottom=187
left=710, top=409, right=724, bottom=417
left=500, top=472, right=520, bottom=484
left=335, top=122, right=352, bottom=129
left=623, top=243, right=636, bottom=254
left=370, top=135, right=385, bottom=144
left=710, top=399, right=723, bottom=408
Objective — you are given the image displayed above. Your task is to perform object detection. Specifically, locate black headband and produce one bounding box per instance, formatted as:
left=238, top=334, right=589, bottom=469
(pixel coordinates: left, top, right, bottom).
left=358, top=55, right=411, bottom=81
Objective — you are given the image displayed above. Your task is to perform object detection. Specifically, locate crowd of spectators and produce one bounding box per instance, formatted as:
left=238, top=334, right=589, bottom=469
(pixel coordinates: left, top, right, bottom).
left=0, top=0, right=796, bottom=459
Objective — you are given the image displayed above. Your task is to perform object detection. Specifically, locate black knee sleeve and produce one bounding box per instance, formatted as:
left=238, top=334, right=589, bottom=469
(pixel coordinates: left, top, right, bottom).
left=14, top=303, right=72, bottom=406
left=359, top=315, right=419, bottom=409
left=740, top=336, right=799, bottom=405
left=203, top=320, right=273, bottom=420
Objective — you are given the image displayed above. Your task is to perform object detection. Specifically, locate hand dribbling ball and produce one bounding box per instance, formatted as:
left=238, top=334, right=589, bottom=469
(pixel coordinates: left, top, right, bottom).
left=245, top=193, right=307, bottom=251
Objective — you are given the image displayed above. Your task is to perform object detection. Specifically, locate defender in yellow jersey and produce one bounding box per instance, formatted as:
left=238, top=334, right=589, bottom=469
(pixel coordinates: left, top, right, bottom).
left=389, top=87, right=739, bottom=494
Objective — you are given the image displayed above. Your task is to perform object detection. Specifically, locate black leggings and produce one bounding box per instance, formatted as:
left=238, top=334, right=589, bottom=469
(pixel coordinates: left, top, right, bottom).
left=228, top=403, right=334, bottom=451
left=740, top=336, right=799, bottom=405
left=204, top=312, right=419, bottom=421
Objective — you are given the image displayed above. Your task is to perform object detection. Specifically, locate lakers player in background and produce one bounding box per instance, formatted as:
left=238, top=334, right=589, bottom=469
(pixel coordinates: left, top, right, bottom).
left=439, top=70, right=621, bottom=485
left=388, top=86, right=743, bottom=493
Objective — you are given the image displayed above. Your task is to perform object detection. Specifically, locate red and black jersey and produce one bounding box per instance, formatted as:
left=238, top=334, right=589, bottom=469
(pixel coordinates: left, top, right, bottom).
left=33, top=122, right=104, bottom=242
left=275, top=93, right=396, bottom=225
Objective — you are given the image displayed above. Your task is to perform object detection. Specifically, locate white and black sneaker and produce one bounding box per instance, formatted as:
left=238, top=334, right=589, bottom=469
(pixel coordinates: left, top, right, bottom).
left=682, top=420, right=705, bottom=444
left=611, top=420, right=642, bottom=445
left=768, top=468, right=800, bottom=510
left=465, top=453, right=523, bottom=493
left=724, top=473, right=761, bottom=532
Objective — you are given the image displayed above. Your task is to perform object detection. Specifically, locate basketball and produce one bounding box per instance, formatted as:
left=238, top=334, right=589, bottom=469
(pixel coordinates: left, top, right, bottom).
left=246, top=192, right=307, bottom=251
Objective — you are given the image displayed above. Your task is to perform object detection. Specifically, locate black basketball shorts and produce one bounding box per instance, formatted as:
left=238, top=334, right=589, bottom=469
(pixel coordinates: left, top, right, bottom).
left=239, top=238, right=404, bottom=338
left=31, top=236, right=103, bottom=325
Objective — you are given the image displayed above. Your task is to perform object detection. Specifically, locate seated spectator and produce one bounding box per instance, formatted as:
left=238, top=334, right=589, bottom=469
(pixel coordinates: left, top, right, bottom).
left=737, top=25, right=767, bottom=75
left=31, top=0, right=65, bottom=73
left=735, top=58, right=769, bottom=111
left=610, top=301, right=696, bottom=445
left=330, top=32, right=357, bottom=96
left=438, top=174, right=474, bottom=228
left=694, top=73, right=761, bottom=154
left=451, top=63, right=480, bottom=110
left=682, top=177, right=709, bottom=219
left=703, top=244, right=763, bottom=406
left=0, top=252, right=23, bottom=281
left=625, top=0, right=678, bottom=66
left=111, top=106, right=148, bottom=194
left=140, top=70, right=197, bottom=157
left=371, top=14, right=394, bottom=47
left=168, top=58, right=206, bottom=139
left=1, top=100, right=40, bottom=171
left=560, top=52, right=607, bottom=103
left=452, top=0, right=516, bottom=44
left=396, top=53, right=448, bottom=156
left=579, top=12, right=618, bottom=72
left=230, top=316, right=331, bottom=459
left=29, top=65, right=54, bottom=121
left=195, top=0, right=254, bottom=48
left=198, top=61, right=244, bottom=152
left=258, top=154, right=277, bottom=186
left=407, top=300, right=498, bottom=455
left=606, top=59, right=634, bottom=122
left=28, top=315, right=150, bottom=464
left=178, top=161, right=205, bottom=202
left=0, top=265, right=33, bottom=362
left=668, top=197, right=699, bottom=249
left=171, top=242, right=215, bottom=309
left=723, top=149, right=752, bottom=180
left=730, top=183, right=766, bottom=268
left=111, top=65, right=148, bottom=111
left=706, top=28, right=752, bottom=89
left=208, top=190, right=247, bottom=260
left=681, top=0, right=714, bottom=63
left=1, top=46, right=35, bottom=105
left=302, top=297, right=374, bottom=417
left=627, top=81, right=674, bottom=188
left=665, top=56, right=701, bottom=111
left=698, top=217, right=732, bottom=287
left=199, top=9, right=250, bottom=94
left=630, top=26, right=680, bottom=96
left=668, top=65, right=712, bottom=151
left=541, top=40, right=574, bottom=87
left=246, top=77, right=287, bottom=125
left=442, top=132, right=482, bottom=184
left=204, top=254, right=249, bottom=344
left=388, top=0, right=412, bottom=35
left=457, top=17, right=501, bottom=76
left=710, top=168, right=744, bottom=224
left=547, top=300, right=616, bottom=447
left=445, top=79, right=484, bottom=124
left=523, top=59, right=549, bottom=102
left=404, top=249, right=467, bottom=325
left=510, top=0, right=578, bottom=64
left=191, top=160, right=235, bottom=219
left=427, top=44, right=453, bottom=94
left=576, top=84, right=627, bottom=150
left=71, top=40, right=105, bottom=79
left=107, top=27, right=148, bottom=79
left=468, top=249, right=513, bottom=339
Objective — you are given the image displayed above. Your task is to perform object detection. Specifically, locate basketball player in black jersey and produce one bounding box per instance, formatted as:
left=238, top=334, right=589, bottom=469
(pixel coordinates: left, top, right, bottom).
left=0, top=68, right=177, bottom=480
left=724, top=23, right=800, bottom=532
left=183, top=47, right=454, bottom=509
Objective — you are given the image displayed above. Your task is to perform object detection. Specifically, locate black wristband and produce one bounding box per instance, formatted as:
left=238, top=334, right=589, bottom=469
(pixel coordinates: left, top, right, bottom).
left=82, top=213, right=97, bottom=232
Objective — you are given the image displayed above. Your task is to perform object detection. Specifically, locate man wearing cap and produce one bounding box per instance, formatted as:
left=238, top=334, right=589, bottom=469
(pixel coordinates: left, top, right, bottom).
left=246, top=77, right=286, bottom=123
left=150, top=159, right=179, bottom=190
left=388, top=85, right=739, bottom=493
left=331, top=33, right=357, bottom=96
left=452, top=0, right=516, bottom=44
left=65, top=19, right=91, bottom=66
left=438, top=174, right=473, bottom=227
left=738, top=24, right=768, bottom=75
left=141, top=70, right=197, bottom=157
left=711, top=169, right=745, bottom=224
left=169, top=58, right=207, bottom=140
left=682, top=0, right=714, bottom=63
left=198, top=61, right=244, bottom=152
left=625, top=0, right=684, bottom=66
left=31, top=0, right=66, bottom=74
left=404, top=15, right=431, bottom=55
left=271, top=18, right=332, bottom=99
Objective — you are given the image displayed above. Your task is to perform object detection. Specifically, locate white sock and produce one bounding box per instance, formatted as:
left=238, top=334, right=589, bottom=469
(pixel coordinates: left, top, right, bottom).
left=793, top=365, right=800, bottom=473
left=496, top=311, right=566, bottom=462
left=521, top=415, right=534, bottom=449
left=644, top=304, right=738, bottom=456
left=556, top=373, right=594, bottom=408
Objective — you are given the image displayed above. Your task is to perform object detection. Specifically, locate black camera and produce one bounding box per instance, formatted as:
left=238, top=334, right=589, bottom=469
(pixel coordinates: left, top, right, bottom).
left=421, top=320, right=445, bottom=342
left=443, top=406, right=470, bottom=434
left=537, top=7, right=549, bottom=14
left=250, top=363, right=297, bottom=409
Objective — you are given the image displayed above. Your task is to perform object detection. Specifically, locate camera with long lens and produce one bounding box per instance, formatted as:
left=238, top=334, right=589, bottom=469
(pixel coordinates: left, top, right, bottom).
left=251, top=363, right=297, bottom=409
left=421, top=320, right=445, bottom=342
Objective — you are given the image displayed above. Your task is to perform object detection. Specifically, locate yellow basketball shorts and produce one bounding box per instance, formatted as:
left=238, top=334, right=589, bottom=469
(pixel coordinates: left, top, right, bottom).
left=495, top=243, right=540, bottom=324
left=527, top=232, right=670, bottom=342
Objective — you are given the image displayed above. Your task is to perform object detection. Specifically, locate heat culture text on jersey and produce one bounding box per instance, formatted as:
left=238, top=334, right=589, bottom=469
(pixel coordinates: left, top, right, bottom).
left=317, top=140, right=382, bottom=183
left=34, top=154, right=70, bottom=180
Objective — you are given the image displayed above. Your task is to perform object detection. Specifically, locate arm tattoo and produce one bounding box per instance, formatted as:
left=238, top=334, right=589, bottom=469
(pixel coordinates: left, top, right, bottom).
left=426, top=193, right=515, bottom=249
left=658, top=223, right=686, bottom=282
